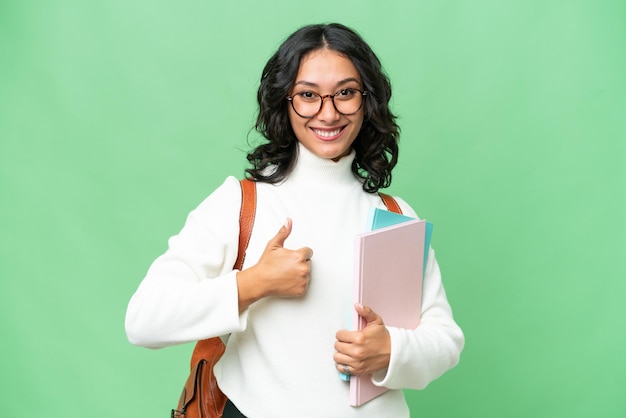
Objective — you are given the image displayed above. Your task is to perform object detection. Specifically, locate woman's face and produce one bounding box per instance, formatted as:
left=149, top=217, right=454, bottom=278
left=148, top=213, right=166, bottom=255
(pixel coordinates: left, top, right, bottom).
left=287, top=48, right=365, bottom=161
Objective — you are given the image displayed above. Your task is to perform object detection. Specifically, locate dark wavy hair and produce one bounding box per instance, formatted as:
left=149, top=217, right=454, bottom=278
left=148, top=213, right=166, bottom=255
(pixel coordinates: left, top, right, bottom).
left=246, top=23, right=399, bottom=193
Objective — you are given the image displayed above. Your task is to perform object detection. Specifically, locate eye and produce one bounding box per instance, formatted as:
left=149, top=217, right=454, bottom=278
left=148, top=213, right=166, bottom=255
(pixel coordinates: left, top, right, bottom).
left=295, top=91, right=319, bottom=102
left=336, top=88, right=357, bottom=99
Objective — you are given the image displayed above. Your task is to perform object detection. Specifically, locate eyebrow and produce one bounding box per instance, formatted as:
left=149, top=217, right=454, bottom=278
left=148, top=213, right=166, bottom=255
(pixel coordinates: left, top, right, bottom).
left=293, top=77, right=362, bottom=89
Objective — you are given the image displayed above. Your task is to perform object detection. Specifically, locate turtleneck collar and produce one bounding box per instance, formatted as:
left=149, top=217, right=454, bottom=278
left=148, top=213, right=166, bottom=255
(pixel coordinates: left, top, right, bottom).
left=284, top=142, right=358, bottom=190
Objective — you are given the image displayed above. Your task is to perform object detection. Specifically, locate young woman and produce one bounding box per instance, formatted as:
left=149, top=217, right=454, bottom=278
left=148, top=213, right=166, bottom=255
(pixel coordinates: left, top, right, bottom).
left=126, top=23, right=464, bottom=417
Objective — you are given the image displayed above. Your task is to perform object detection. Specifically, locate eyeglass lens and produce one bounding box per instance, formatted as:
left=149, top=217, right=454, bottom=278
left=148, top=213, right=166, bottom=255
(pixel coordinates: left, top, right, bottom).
left=290, top=89, right=365, bottom=118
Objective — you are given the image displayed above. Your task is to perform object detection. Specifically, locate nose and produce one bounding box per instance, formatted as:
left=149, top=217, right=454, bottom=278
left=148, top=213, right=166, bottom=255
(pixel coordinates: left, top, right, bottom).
left=317, top=95, right=341, bottom=121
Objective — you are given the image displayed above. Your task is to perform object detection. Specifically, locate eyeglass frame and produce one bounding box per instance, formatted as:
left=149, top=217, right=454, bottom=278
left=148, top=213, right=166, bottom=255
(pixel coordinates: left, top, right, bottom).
left=286, top=88, right=368, bottom=119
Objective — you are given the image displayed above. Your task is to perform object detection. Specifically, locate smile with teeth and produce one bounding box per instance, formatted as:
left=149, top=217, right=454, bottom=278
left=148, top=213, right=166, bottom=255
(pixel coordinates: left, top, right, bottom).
left=312, top=127, right=344, bottom=138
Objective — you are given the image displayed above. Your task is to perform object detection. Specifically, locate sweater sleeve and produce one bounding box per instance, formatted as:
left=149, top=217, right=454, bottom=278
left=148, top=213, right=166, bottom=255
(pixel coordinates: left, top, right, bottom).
left=371, top=197, right=465, bottom=390
left=125, top=176, right=249, bottom=349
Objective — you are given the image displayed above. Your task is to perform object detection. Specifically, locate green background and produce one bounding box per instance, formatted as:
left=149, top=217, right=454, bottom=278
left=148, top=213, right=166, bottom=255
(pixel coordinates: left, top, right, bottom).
left=2, top=1, right=625, bottom=417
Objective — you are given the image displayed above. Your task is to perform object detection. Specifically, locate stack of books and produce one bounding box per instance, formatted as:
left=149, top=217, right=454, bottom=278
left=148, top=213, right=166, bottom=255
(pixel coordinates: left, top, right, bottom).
left=348, top=208, right=433, bottom=406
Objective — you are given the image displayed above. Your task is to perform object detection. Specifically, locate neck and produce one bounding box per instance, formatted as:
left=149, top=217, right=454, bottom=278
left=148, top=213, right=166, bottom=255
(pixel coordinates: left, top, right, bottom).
left=285, top=143, right=357, bottom=190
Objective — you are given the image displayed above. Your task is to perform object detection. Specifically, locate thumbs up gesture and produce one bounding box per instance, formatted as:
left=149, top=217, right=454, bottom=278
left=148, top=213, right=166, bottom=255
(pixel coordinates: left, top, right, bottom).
left=236, top=218, right=313, bottom=312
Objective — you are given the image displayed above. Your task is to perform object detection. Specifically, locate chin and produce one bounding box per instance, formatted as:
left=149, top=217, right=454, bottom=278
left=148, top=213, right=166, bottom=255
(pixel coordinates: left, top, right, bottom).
left=314, top=144, right=352, bottom=161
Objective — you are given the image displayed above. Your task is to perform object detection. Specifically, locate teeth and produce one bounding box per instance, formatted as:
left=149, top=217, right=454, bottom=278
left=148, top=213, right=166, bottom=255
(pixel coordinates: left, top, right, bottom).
left=313, top=128, right=342, bottom=138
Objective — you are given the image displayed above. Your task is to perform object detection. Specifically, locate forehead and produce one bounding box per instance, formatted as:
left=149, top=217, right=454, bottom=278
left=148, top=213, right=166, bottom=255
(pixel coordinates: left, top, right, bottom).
left=295, top=48, right=361, bottom=85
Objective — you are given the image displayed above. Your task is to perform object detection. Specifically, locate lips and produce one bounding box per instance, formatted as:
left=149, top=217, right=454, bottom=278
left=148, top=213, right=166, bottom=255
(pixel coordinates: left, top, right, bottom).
left=311, top=126, right=345, bottom=140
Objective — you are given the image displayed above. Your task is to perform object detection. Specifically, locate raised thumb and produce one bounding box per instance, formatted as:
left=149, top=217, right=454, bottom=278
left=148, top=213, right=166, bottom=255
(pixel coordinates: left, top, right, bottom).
left=270, top=218, right=292, bottom=248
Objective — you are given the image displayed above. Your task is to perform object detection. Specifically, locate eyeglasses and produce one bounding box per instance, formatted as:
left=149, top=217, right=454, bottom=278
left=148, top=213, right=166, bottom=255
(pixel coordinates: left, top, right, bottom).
left=286, top=88, right=368, bottom=118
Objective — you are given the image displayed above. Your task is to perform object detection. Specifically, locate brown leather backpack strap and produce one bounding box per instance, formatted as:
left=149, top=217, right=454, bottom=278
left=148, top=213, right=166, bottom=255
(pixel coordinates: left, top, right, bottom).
left=379, top=192, right=402, bottom=215
left=176, top=179, right=257, bottom=418
left=234, top=178, right=257, bottom=271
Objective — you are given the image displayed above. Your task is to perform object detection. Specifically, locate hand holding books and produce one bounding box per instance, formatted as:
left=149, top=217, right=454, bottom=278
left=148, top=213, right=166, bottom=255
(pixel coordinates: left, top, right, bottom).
left=334, top=303, right=392, bottom=378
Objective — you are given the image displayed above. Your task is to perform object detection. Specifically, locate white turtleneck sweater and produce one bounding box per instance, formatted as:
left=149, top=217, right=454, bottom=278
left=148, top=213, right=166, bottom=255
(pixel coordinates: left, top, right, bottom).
left=125, top=144, right=464, bottom=417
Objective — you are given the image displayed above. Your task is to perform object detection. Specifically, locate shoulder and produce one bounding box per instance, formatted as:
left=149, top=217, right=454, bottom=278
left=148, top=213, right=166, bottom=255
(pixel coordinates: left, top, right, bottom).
left=381, top=193, right=420, bottom=219
left=196, top=176, right=242, bottom=206
left=188, top=176, right=244, bottom=226
left=378, top=191, right=418, bottom=218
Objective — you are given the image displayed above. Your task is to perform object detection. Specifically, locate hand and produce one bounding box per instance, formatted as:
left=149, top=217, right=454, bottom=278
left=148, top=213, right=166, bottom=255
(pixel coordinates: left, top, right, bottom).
left=237, top=218, right=313, bottom=311
left=333, top=304, right=391, bottom=376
